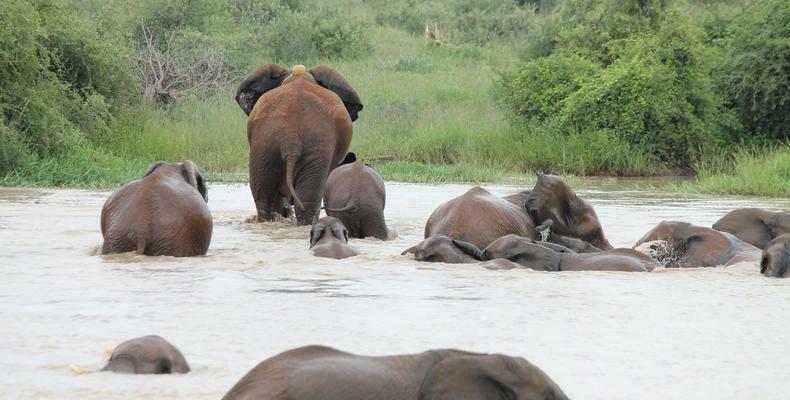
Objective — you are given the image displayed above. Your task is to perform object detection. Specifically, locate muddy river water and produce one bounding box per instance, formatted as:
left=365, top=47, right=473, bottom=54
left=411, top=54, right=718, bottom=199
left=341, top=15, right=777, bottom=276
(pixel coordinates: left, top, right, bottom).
left=1, top=180, right=789, bottom=399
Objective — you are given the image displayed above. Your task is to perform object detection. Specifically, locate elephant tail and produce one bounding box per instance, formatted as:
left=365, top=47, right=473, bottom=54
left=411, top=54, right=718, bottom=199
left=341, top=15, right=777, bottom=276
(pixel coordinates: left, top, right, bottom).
left=285, top=154, right=304, bottom=211
left=324, top=203, right=355, bottom=213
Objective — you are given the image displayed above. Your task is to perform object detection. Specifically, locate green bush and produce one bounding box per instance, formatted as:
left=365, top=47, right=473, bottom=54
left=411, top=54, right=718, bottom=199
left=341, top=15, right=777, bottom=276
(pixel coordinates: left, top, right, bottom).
left=714, top=0, right=789, bottom=140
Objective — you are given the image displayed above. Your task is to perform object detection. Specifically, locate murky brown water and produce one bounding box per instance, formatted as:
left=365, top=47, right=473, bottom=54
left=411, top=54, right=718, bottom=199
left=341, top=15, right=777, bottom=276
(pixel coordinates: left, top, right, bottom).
left=1, top=180, right=789, bottom=399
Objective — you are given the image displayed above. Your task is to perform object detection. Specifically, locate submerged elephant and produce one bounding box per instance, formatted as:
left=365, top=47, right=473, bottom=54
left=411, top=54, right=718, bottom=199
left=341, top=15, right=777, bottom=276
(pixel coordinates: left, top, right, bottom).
left=526, top=173, right=612, bottom=250
left=634, top=221, right=761, bottom=268
left=236, top=64, right=363, bottom=225
left=101, top=160, right=212, bottom=257
left=323, top=153, right=389, bottom=240
left=221, top=345, right=568, bottom=400
left=713, top=208, right=790, bottom=249
left=482, top=235, right=656, bottom=272
left=309, top=216, right=358, bottom=259
left=424, top=175, right=608, bottom=251
left=102, top=335, right=190, bottom=374
left=402, top=234, right=483, bottom=263
left=761, top=233, right=790, bottom=278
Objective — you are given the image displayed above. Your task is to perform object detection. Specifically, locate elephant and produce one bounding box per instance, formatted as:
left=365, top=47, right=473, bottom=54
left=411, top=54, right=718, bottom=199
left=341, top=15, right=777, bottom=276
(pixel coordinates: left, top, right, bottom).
left=634, top=221, right=761, bottom=268
left=761, top=233, right=790, bottom=278
left=310, top=216, right=358, bottom=259
left=323, top=153, right=389, bottom=240
left=236, top=63, right=363, bottom=225
left=713, top=208, right=790, bottom=249
left=481, top=235, right=656, bottom=272
left=525, top=173, right=612, bottom=250
left=401, top=234, right=484, bottom=263
left=221, top=345, right=569, bottom=400
left=424, top=178, right=607, bottom=251
left=102, top=335, right=189, bottom=374
left=100, top=160, right=212, bottom=257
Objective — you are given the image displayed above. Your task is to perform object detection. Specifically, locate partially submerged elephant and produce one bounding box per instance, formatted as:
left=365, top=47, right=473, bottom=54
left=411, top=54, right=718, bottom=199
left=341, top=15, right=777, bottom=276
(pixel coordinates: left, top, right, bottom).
left=309, top=216, right=358, bottom=259
left=236, top=64, right=363, bottom=225
left=404, top=234, right=653, bottom=272
left=634, top=221, right=761, bottom=268
left=761, top=233, right=790, bottom=278
left=323, top=153, right=389, bottom=240
left=424, top=174, right=609, bottom=250
left=101, top=160, right=212, bottom=257
left=221, top=345, right=569, bottom=400
left=102, top=335, right=190, bottom=374
left=713, top=208, right=790, bottom=249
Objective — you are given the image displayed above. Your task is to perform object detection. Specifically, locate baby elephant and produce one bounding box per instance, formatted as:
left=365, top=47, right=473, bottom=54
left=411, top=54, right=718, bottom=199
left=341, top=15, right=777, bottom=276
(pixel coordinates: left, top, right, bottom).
left=101, top=160, right=212, bottom=257
left=102, top=335, right=190, bottom=374
left=762, top=233, right=790, bottom=278
left=401, top=234, right=483, bottom=263
left=323, top=153, right=389, bottom=240
left=221, top=345, right=569, bottom=400
left=310, top=217, right=358, bottom=259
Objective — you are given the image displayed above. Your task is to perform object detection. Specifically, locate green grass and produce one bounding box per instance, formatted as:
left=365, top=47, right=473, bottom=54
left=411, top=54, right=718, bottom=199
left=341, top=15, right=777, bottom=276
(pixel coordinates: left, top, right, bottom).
left=670, top=146, right=790, bottom=197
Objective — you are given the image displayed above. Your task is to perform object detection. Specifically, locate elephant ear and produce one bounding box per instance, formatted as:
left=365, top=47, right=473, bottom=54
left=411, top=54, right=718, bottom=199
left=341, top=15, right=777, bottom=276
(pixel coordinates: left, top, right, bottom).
left=452, top=240, right=483, bottom=261
left=235, top=64, right=289, bottom=115
left=526, top=173, right=576, bottom=232
left=143, top=161, right=168, bottom=178
left=331, top=223, right=349, bottom=243
left=181, top=160, right=208, bottom=202
left=419, top=354, right=568, bottom=400
left=309, top=65, right=363, bottom=122
left=309, top=224, right=324, bottom=249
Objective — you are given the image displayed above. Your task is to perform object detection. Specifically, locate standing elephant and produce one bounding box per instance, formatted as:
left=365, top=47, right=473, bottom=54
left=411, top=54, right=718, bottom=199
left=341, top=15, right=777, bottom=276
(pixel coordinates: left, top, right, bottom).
left=713, top=208, right=790, bottom=249
left=100, top=160, right=212, bottom=257
left=634, top=221, right=761, bottom=268
left=102, top=335, right=190, bottom=374
left=761, top=233, right=790, bottom=278
left=221, top=345, right=568, bottom=400
left=236, top=64, right=363, bottom=225
left=323, top=153, right=389, bottom=239
left=309, top=216, right=358, bottom=259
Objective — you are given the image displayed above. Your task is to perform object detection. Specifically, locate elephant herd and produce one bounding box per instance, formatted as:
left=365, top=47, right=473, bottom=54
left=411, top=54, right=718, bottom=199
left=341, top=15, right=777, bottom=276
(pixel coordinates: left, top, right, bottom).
left=91, top=64, right=790, bottom=398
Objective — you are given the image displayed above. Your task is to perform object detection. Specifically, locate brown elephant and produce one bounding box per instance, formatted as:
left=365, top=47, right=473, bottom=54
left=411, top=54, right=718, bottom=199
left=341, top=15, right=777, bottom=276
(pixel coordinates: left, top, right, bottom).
left=482, top=235, right=656, bottom=272
left=634, top=221, right=761, bottom=268
left=401, top=234, right=484, bottom=263
left=236, top=64, right=363, bottom=225
left=761, top=233, right=790, bottom=278
left=100, top=160, right=212, bottom=257
left=102, top=335, right=190, bottom=374
left=309, top=216, right=358, bottom=259
left=323, top=153, right=389, bottom=239
left=424, top=177, right=607, bottom=251
left=713, top=208, right=790, bottom=249
left=526, top=173, right=612, bottom=250
left=221, top=345, right=569, bottom=400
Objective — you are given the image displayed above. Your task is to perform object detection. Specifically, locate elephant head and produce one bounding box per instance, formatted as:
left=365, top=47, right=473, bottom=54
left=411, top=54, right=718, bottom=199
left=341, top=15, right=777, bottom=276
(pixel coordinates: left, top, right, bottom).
left=235, top=64, right=363, bottom=121
left=402, top=234, right=483, bottom=263
left=761, top=233, right=790, bottom=278
left=526, top=173, right=612, bottom=250
left=481, top=235, right=564, bottom=271
left=635, top=221, right=741, bottom=268
left=102, top=335, right=190, bottom=374
left=144, top=160, right=208, bottom=202
left=309, top=216, right=349, bottom=249
left=419, top=353, right=569, bottom=400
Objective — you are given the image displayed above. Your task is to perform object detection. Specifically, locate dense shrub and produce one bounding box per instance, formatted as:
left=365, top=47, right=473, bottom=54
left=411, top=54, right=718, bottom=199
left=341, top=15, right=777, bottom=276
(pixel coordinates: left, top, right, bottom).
left=714, top=0, right=789, bottom=139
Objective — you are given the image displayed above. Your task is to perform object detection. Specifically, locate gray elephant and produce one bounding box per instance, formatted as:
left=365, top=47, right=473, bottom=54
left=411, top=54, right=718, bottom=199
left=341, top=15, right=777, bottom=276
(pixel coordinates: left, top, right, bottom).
left=102, top=335, right=190, bottom=374
left=323, top=153, right=389, bottom=240
left=310, top=216, right=358, bottom=259
left=713, top=208, right=790, bottom=249
left=761, top=233, right=790, bottom=278
left=236, top=64, right=363, bottom=225
left=101, top=160, right=212, bottom=257
left=221, top=345, right=569, bottom=400
left=634, top=221, right=761, bottom=268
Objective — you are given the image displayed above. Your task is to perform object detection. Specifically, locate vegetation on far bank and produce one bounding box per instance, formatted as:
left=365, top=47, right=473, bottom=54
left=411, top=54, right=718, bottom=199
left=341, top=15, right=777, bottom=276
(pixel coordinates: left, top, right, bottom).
left=0, top=0, right=787, bottom=196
